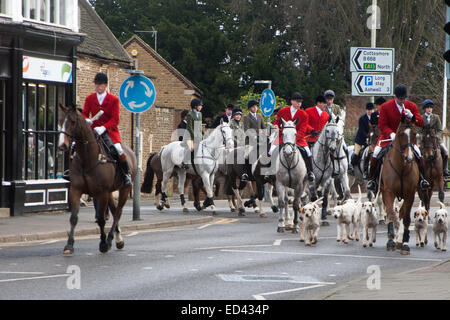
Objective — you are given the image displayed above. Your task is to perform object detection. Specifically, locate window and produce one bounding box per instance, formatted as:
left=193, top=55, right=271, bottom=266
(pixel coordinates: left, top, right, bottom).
left=0, top=0, right=9, bottom=15
left=22, top=0, right=71, bottom=26
left=22, top=82, right=68, bottom=180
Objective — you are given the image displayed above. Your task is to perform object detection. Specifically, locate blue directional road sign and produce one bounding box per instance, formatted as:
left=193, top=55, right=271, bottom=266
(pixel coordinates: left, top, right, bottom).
left=119, top=75, right=156, bottom=113
left=260, top=88, right=276, bottom=117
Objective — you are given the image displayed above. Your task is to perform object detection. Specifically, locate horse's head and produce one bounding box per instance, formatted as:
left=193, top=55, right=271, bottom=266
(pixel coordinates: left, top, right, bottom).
left=322, top=123, right=339, bottom=153
left=58, top=104, right=90, bottom=151
left=219, top=121, right=234, bottom=149
left=395, top=117, right=417, bottom=162
left=281, top=119, right=298, bottom=157
left=421, top=126, right=437, bottom=161
left=367, top=123, right=380, bottom=148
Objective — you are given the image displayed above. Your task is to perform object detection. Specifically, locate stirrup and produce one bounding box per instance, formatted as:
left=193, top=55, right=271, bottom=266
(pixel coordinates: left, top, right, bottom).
left=181, top=162, right=189, bottom=170
left=367, top=180, right=377, bottom=191
left=420, top=179, right=430, bottom=190
left=123, top=174, right=132, bottom=186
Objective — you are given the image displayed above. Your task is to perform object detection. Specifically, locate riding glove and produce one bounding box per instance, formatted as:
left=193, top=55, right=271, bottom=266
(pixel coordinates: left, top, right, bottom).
left=94, top=126, right=106, bottom=136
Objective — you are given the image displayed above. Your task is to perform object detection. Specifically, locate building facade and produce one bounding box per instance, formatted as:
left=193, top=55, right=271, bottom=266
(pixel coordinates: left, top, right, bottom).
left=0, top=0, right=83, bottom=215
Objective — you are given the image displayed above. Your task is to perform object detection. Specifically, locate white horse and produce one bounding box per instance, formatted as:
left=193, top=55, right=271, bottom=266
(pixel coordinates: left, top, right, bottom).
left=275, top=119, right=307, bottom=233
left=159, top=122, right=234, bottom=213
left=310, top=121, right=341, bottom=226
left=331, top=127, right=352, bottom=201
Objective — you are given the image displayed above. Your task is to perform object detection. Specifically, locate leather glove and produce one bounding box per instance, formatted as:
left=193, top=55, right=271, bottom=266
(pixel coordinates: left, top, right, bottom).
left=94, top=126, right=106, bottom=136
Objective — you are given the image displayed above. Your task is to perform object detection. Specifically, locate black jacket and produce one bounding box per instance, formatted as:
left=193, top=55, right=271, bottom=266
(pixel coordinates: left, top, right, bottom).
left=354, top=114, right=371, bottom=146
left=211, top=113, right=231, bottom=128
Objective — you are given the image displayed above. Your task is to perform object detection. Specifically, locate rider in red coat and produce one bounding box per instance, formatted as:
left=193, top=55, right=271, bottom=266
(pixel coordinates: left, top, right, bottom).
left=272, top=92, right=318, bottom=182
left=81, top=72, right=132, bottom=186
left=305, top=95, right=329, bottom=147
left=366, top=84, right=429, bottom=191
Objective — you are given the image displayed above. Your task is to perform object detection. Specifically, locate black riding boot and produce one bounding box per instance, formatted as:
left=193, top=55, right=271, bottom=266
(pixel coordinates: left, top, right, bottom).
left=305, top=156, right=315, bottom=182
left=119, top=154, right=132, bottom=186
left=367, top=157, right=380, bottom=191
left=363, top=154, right=370, bottom=179
left=418, top=157, right=430, bottom=190
left=443, top=154, right=450, bottom=177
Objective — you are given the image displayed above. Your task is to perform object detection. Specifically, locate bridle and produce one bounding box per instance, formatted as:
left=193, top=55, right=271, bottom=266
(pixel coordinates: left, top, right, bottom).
left=279, top=125, right=300, bottom=188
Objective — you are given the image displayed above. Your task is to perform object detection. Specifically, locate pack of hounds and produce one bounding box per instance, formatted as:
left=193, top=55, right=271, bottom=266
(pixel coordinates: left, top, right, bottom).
left=299, top=186, right=448, bottom=251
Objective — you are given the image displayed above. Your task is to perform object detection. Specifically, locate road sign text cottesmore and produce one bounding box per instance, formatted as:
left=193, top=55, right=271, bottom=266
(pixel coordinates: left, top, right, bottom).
left=350, top=47, right=394, bottom=73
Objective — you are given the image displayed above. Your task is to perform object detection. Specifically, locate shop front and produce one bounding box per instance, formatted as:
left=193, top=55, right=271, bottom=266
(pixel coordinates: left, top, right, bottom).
left=0, top=2, right=84, bottom=215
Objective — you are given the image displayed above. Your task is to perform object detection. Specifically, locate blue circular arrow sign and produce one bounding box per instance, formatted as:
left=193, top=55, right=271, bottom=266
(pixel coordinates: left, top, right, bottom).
left=119, top=75, right=156, bottom=113
left=260, top=88, right=276, bottom=117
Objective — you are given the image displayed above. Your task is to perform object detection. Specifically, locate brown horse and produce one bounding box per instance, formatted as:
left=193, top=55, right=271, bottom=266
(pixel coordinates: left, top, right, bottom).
left=58, top=105, right=137, bottom=254
left=141, top=152, right=207, bottom=212
left=418, top=127, right=444, bottom=212
left=380, top=117, right=419, bottom=254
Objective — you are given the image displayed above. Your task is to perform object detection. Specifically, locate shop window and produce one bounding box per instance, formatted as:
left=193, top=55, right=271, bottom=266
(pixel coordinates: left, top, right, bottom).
left=22, top=82, right=68, bottom=180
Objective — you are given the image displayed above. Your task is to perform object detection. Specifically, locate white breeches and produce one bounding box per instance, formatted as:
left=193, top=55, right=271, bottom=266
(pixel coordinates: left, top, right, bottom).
left=373, top=144, right=420, bottom=158
left=114, top=143, right=124, bottom=156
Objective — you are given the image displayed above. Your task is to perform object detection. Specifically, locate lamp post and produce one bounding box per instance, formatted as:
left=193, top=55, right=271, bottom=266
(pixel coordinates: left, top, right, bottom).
left=135, top=29, right=158, bottom=52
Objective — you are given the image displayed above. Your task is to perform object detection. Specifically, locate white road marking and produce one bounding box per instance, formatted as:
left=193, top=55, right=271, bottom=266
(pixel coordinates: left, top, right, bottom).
left=221, top=249, right=443, bottom=262
left=126, top=232, right=139, bottom=237
left=329, top=274, right=337, bottom=277
left=41, top=240, right=59, bottom=245
left=195, top=244, right=273, bottom=250
left=0, top=271, right=45, bottom=275
left=273, top=240, right=282, bottom=246
left=253, top=284, right=327, bottom=300
left=0, top=274, right=69, bottom=283
left=165, top=255, right=175, bottom=258
left=127, top=254, right=137, bottom=257
left=142, top=267, right=153, bottom=270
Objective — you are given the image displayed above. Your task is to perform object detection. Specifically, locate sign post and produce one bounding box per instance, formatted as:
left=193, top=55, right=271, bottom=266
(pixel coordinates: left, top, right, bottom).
left=350, top=47, right=394, bottom=98
left=119, top=71, right=156, bottom=221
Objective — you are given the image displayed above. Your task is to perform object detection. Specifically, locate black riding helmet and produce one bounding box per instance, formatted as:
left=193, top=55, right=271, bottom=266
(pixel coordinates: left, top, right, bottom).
left=94, top=72, right=108, bottom=84
left=190, top=98, right=202, bottom=109
left=422, top=99, right=434, bottom=109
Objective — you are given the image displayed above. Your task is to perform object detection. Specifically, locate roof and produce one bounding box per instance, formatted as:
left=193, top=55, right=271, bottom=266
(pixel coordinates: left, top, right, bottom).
left=123, top=35, right=202, bottom=95
left=77, top=0, right=131, bottom=64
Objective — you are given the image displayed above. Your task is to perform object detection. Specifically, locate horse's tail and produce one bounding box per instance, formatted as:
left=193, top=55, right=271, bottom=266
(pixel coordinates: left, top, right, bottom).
left=141, top=152, right=157, bottom=194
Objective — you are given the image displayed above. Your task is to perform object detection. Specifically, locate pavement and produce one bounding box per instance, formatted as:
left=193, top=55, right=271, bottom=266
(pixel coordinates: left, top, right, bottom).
left=1, top=193, right=450, bottom=300
left=321, top=259, right=450, bottom=300
left=0, top=197, right=215, bottom=244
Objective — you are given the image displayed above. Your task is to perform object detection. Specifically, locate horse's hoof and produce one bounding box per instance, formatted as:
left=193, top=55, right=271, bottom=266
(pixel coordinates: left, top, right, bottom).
left=194, top=203, right=202, bottom=211
left=337, top=239, right=341, bottom=242
left=395, top=242, right=403, bottom=250
left=156, top=205, right=164, bottom=211
left=363, top=243, right=367, bottom=248
left=285, top=224, right=293, bottom=231
left=378, top=220, right=385, bottom=225
left=344, top=240, right=349, bottom=244
left=260, top=213, right=267, bottom=218
left=277, top=227, right=285, bottom=233
left=442, top=248, right=447, bottom=252
left=321, top=221, right=330, bottom=227
left=420, top=242, right=425, bottom=248
left=63, top=246, right=73, bottom=255
left=292, top=227, right=299, bottom=234
left=416, top=243, right=419, bottom=247
left=99, top=242, right=109, bottom=253
left=300, top=238, right=304, bottom=242
left=369, top=243, right=373, bottom=247
left=183, top=208, right=189, bottom=213
left=305, top=243, right=311, bottom=247
left=271, top=206, right=279, bottom=213
left=230, top=208, right=236, bottom=213
left=165, top=203, right=170, bottom=209
left=116, top=241, right=125, bottom=250
left=238, top=211, right=246, bottom=217
left=434, top=242, right=439, bottom=249
left=401, top=245, right=410, bottom=255
left=386, top=240, right=396, bottom=251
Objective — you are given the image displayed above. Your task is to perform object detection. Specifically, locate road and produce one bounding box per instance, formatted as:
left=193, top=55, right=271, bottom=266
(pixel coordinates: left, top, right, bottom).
left=0, top=205, right=448, bottom=300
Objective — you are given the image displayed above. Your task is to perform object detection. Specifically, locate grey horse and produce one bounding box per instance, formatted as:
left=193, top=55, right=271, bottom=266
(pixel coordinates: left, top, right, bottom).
left=275, top=119, right=307, bottom=233
left=311, top=121, right=341, bottom=226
